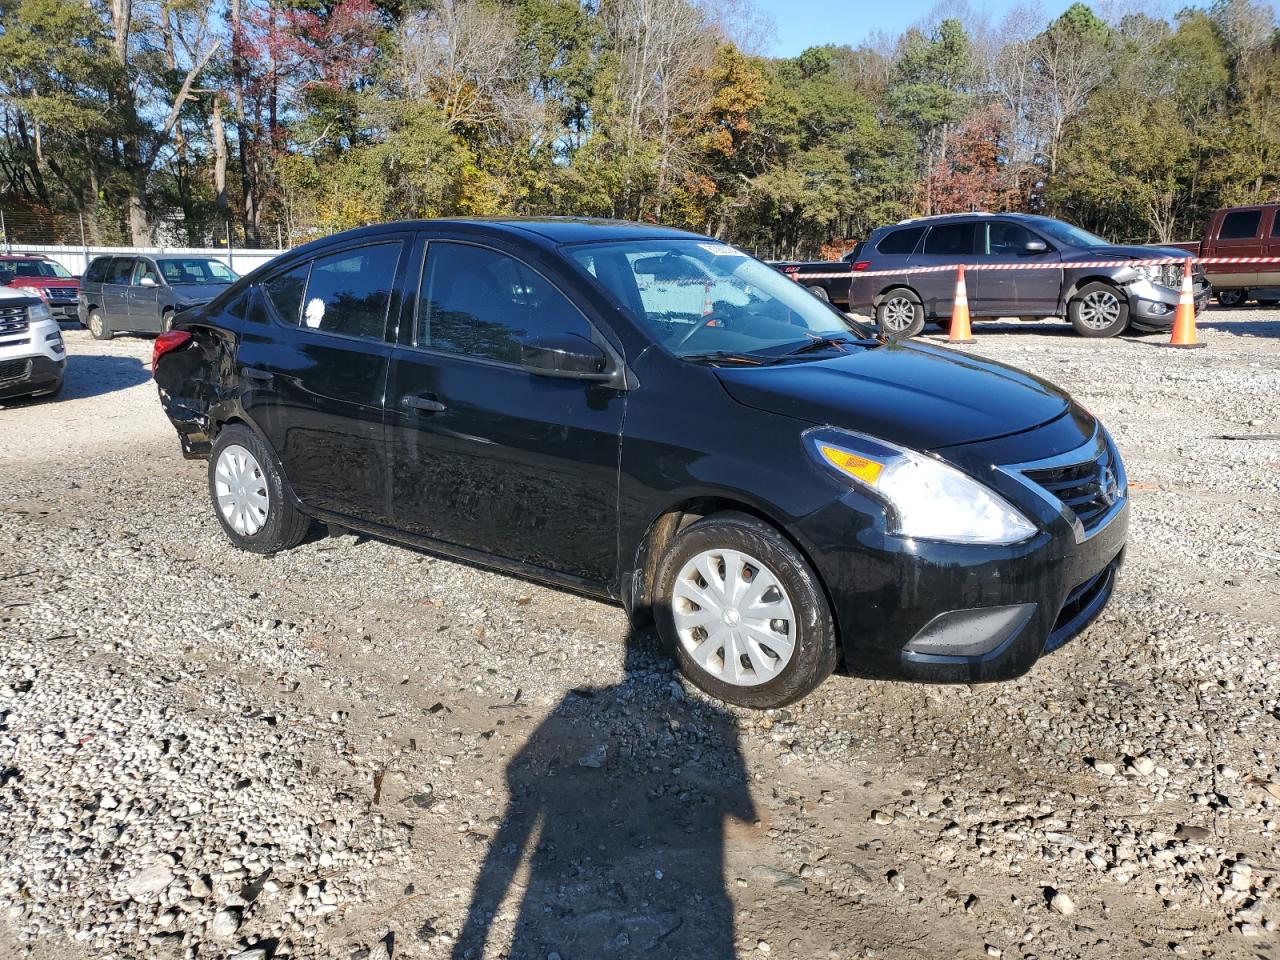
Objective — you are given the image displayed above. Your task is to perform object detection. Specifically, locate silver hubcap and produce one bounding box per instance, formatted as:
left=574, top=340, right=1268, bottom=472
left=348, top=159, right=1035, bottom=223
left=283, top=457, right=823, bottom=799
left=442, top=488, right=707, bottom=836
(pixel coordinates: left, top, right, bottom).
left=214, top=444, right=269, bottom=536
left=90, top=314, right=101, bottom=335
left=1078, top=291, right=1121, bottom=329
left=672, top=548, right=797, bottom=687
left=882, top=297, right=915, bottom=331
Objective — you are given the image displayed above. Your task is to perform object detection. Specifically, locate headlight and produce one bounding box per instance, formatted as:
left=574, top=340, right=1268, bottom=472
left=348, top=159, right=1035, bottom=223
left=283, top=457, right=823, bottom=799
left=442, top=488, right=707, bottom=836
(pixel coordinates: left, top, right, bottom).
left=807, top=429, right=1037, bottom=545
left=14, top=285, right=47, bottom=300
left=1135, top=265, right=1160, bottom=283
left=28, top=301, right=52, bottom=321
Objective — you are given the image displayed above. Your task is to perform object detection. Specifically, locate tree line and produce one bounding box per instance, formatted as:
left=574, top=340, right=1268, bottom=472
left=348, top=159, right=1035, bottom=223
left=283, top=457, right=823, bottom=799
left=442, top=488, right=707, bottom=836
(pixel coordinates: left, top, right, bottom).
left=1, top=0, right=1277, bottom=257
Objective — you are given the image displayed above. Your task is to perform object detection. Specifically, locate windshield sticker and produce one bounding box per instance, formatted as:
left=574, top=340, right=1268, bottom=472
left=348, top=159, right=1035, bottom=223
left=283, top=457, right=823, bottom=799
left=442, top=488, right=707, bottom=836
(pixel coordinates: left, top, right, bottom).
left=697, top=242, right=746, bottom=258
left=304, top=297, right=326, bottom=328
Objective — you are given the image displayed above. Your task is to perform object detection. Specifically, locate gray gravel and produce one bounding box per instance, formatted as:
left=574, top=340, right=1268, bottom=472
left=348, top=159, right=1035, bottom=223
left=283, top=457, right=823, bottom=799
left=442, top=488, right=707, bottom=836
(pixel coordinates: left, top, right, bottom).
left=1, top=310, right=1279, bottom=959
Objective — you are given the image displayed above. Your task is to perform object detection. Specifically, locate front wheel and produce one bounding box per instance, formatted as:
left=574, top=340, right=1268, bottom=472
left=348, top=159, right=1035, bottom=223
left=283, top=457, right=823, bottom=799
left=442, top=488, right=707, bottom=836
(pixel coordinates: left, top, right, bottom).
left=1216, top=289, right=1247, bottom=308
left=1068, top=283, right=1129, bottom=338
left=876, top=290, right=926, bottom=339
left=208, top=424, right=311, bottom=554
left=654, top=512, right=838, bottom=709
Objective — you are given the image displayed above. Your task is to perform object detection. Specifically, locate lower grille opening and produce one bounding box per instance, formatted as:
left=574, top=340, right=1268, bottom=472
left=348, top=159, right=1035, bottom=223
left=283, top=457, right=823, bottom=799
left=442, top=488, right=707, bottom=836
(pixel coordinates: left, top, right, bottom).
left=1045, top=560, right=1118, bottom=653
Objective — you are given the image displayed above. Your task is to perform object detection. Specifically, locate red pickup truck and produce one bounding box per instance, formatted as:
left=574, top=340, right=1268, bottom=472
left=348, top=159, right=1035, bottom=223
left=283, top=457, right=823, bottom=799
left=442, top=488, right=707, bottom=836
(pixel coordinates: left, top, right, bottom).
left=1167, top=203, right=1280, bottom=306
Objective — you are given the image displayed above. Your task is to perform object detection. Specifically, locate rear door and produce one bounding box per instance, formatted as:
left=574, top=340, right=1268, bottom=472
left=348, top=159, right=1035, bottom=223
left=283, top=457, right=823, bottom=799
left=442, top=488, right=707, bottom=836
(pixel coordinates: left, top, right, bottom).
left=385, top=233, right=626, bottom=585
left=102, top=257, right=135, bottom=325
left=1212, top=208, right=1265, bottom=288
left=235, top=234, right=410, bottom=524
left=1259, top=207, right=1280, bottom=291
left=912, top=222, right=978, bottom=316
left=127, top=258, right=163, bottom=330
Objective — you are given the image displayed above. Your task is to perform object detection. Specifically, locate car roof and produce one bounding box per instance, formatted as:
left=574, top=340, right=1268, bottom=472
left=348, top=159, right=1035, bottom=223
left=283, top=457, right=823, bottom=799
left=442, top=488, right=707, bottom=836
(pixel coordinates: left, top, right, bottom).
left=0, top=254, right=53, bottom=261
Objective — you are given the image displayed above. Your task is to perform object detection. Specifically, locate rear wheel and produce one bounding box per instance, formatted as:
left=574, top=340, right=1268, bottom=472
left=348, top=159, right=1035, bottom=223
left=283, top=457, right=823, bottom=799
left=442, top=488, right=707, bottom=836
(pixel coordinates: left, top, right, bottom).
left=806, top=285, right=830, bottom=302
left=160, top=308, right=174, bottom=333
left=208, top=424, right=311, bottom=554
left=654, top=512, right=838, bottom=709
left=88, top=309, right=113, bottom=341
left=876, top=290, right=926, bottom=339
left=1068, top=283, right=1129, bottom=338
left=1216, top=289, right=1247, bottom=308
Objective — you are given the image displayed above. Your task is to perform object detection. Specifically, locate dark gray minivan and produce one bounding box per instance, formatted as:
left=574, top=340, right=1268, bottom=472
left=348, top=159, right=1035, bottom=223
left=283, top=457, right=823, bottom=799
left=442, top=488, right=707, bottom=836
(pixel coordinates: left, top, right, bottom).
left=78, top=255, right=238, bottom=339
left=849, top=213, right=1211, bottom=339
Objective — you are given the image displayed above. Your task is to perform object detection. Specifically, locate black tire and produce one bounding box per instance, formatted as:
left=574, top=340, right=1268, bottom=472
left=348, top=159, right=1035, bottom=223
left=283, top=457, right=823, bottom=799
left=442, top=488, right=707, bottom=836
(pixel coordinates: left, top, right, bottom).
left=1216, top=289, right=1247, bottom=308
left=87, top=309, right=113, bottom=341
left=208, top=424, right=311, bottom=554
left=160, top=309, right=174, bottom=333
left=653, top=511, right=838, bottom=709
left=1068, top=282, right=1129, bottom=338
left=876, top=289, right=926, bottom=339
left=806, top=285, right=830, bottom=303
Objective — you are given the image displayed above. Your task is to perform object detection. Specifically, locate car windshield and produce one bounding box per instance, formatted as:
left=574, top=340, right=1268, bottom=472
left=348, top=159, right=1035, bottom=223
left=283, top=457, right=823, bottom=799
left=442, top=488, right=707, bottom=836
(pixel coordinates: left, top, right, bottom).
left=157, top=258, right=237, bottom=285
left=1026, top=217, right=1109, bottom=248
left=565, top=239, right=866, bottom=359
left=1, top=259, right=72, bottom=280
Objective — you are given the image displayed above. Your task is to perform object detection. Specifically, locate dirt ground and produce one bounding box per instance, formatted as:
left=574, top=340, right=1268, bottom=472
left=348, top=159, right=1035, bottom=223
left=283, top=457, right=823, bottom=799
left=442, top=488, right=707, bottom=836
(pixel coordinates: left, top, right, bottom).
left=1, top=310, right=1278, bottom=960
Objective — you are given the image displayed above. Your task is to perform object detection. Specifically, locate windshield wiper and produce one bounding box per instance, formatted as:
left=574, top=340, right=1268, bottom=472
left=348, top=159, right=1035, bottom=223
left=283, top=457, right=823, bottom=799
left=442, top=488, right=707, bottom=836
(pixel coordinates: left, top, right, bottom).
left=780, top=335, right=857, bottom=357
left=682, top=350, right=774, bottom=366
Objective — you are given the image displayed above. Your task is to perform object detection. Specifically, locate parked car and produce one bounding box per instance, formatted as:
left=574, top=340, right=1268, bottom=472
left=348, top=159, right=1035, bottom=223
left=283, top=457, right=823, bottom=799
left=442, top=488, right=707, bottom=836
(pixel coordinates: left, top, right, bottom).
left=1164, top=203, right=1280, bottom=306
left=0, top=254, right=80, bottom=321
left=78, top=254, right=238, bottom=339
left=0, top=285, right=65, bottom=402
left=154, top=218, right=1128, bottom=708
left=770, top=243, right=865, bottom=306
left=849, top=213, right=1211, bottom=339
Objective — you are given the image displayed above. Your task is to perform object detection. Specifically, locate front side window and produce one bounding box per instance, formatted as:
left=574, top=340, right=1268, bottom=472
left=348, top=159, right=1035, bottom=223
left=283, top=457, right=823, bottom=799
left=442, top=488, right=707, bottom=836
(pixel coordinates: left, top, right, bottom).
left=1026, top=217, right=1109, bottom=248
left=419, top=242, right=592, bottom=364
left=1220, top=210, right=1262, bottom=240
left=299, top=243, right=401, bottom=340
left=983, top=222, right=1042, bottom=256
left=157, top=258, right=237, bottom=285
left=132, top=260, right=161, bottom=285
left=566, top=239, right=862, bottom=359
left=923, top=223, right=977, bottom=256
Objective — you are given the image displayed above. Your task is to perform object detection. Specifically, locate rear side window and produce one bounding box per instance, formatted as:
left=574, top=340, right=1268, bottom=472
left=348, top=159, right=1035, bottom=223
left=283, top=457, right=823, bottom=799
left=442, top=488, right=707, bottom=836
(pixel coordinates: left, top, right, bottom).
left=84, top=258, right=110, bottom=282
left=301, top=243, right=401, bottom=339
left=876, top=227, right=924, bottom=255
left=923, top=223, right=977, bottom=256
left=262, top=262, right=310, bottom=325
left=419, top=242, right=591, bottom=365
left=1220, top=210, right=1261, bottom=240
left=1271, top=211, right=1280, bottom=237
left=105, top=258, right=135, bottom=284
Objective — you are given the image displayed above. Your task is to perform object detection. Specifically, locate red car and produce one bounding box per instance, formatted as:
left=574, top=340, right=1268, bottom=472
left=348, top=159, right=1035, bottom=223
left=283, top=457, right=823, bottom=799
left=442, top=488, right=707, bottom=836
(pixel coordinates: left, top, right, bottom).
left=0, top=255, right=80, bottom=321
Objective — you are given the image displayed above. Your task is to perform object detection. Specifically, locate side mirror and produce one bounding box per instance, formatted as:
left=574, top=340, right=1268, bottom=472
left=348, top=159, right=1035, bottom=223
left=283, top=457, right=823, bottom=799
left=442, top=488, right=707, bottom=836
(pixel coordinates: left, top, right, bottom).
left=521, top=332, right=612, bottom=381
left=1024, top=240, right=1048, bottom=254
left=139, top=276, right=157, bottom=287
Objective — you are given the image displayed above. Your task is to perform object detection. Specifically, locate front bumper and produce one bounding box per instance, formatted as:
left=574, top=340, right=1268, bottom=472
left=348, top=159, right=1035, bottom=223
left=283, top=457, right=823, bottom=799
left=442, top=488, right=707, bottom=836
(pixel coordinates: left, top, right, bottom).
left=0, top=354, right=65, bottom=400
left=795, top=422, right=1129, bottom=683
left=1126, top=278, right=1211, bottom=329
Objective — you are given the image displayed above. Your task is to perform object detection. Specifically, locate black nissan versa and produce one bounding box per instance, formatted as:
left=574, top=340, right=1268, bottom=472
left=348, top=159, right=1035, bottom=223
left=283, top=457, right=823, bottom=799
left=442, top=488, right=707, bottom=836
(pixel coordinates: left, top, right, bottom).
left=153, top=219, right=1129, bottom=708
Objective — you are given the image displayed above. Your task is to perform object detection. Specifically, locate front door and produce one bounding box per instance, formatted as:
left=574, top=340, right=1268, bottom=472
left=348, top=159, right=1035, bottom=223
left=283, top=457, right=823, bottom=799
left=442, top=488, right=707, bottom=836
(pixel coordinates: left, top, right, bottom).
left=386, top=237, right=626, bottom=586
left=128, top=258, right=163, bottom=330
left=977, top=220, right=1062, bottom=316
left=1260, top=208, right=1280, bottom=291
left=1213, top=208, right=1265, bottom=289
left=235, top=236, right=410, bottom=524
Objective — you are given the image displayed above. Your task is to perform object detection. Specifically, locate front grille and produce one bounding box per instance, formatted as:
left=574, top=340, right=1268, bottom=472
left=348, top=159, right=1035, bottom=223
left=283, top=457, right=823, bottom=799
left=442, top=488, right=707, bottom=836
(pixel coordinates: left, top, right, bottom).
left=0, top=358, right=32, bottom=382
left=45, top=288, right=78, bottom=303
left=1022, top=441, right=1122, bottom=533
left=0, top=304, right=29, bottom=339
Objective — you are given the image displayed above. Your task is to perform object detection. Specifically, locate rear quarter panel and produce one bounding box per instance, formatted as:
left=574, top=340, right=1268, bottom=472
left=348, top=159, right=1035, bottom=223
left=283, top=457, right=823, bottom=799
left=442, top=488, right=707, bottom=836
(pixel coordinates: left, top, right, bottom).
left=154, top=309, right=244, bottom=459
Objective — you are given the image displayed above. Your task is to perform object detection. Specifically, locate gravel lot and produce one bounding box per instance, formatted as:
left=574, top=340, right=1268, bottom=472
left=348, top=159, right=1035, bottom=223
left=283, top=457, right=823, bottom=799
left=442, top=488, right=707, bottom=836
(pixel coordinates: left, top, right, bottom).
left=2, top=310, right=1279, bottom=960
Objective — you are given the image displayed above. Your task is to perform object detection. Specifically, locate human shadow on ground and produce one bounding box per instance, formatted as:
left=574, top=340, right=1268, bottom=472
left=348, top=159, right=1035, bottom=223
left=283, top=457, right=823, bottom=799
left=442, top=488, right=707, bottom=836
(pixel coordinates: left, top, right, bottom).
left=451, top=630, right=755, bottom=960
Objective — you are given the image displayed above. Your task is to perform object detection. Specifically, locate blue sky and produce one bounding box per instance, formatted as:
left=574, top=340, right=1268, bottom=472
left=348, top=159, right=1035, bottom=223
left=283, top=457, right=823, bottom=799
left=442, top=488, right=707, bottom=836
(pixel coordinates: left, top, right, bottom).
left=752, top=0, right=1081, bottom=56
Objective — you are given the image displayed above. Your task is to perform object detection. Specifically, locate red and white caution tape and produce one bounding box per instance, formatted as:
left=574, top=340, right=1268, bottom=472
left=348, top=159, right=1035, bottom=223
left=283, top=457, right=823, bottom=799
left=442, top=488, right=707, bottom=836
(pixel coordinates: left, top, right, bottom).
left=782, top=255, right=1280, bottom=282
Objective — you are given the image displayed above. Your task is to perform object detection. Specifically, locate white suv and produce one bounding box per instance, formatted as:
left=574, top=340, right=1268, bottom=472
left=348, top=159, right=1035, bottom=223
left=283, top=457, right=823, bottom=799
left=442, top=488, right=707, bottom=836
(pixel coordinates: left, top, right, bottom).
left=0, top=285, right=65, bottom=402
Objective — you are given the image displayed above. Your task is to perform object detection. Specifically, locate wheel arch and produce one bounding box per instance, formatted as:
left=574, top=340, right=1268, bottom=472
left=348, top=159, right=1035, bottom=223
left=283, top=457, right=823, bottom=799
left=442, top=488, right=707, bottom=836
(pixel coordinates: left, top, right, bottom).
left=1063, top=274, right=1126, bottom=307
left=872, top=283, right=921, bottom=308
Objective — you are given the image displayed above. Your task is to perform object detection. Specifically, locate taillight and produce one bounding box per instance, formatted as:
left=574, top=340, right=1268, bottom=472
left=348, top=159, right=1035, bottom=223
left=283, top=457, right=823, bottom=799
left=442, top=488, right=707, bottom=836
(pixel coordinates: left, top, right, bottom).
left=152, top=330, right=192, bottom=375
left=852, top=261, right=871, bottom=271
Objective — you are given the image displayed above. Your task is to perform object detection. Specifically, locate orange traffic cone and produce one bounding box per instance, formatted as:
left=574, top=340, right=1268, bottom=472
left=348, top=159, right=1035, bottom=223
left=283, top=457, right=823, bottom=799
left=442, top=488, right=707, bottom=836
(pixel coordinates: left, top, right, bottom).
left=948, top=265, right=975, bottom=344
left=1162, top=258, right=1204, bottom=349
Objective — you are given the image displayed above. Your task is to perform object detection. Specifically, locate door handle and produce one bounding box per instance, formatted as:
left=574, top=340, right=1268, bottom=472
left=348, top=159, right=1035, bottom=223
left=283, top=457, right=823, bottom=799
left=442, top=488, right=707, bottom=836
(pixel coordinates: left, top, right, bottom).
left=402, top=394, right=446, bottom=413
left=241, top=367, right=274, bottom=383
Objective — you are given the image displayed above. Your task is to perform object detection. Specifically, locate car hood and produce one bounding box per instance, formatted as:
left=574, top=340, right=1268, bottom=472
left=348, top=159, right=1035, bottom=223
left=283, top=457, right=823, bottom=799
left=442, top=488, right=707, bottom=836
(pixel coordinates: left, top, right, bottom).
left=1066, top=244, right=1191, bottom=261
left=172, top=283, right=231, bottom=304
left=714, top=341, right=1072, bottom=450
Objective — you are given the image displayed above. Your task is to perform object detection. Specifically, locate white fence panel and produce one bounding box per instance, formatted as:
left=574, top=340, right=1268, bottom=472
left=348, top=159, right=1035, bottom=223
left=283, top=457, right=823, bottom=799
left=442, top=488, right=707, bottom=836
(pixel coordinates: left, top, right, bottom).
left=4, top=244, right=284, bottom=278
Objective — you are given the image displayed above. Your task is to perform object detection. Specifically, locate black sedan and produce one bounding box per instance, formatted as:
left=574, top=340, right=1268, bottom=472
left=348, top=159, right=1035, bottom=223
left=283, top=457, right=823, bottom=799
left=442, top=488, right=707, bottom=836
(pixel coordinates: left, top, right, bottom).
left=153, top=218, right=1128, bottom=708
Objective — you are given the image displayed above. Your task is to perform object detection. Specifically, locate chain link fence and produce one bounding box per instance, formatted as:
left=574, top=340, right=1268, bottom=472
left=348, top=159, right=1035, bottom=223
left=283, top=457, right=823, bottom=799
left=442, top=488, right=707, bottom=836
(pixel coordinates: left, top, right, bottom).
left=0, top=208, right=319, bottom=252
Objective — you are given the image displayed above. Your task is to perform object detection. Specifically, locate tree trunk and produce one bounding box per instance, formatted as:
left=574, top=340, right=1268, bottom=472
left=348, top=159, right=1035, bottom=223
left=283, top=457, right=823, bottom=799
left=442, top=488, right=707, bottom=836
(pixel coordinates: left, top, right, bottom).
left=212, top=94, right=230, bottom=219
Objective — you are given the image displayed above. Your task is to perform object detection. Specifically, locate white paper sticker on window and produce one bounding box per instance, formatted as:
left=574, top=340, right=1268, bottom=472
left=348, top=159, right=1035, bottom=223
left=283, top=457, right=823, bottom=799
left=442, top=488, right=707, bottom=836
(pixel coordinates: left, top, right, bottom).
left=304, top=297, right=325, bottom=328
left=697, top=242, right=745, bottom=257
